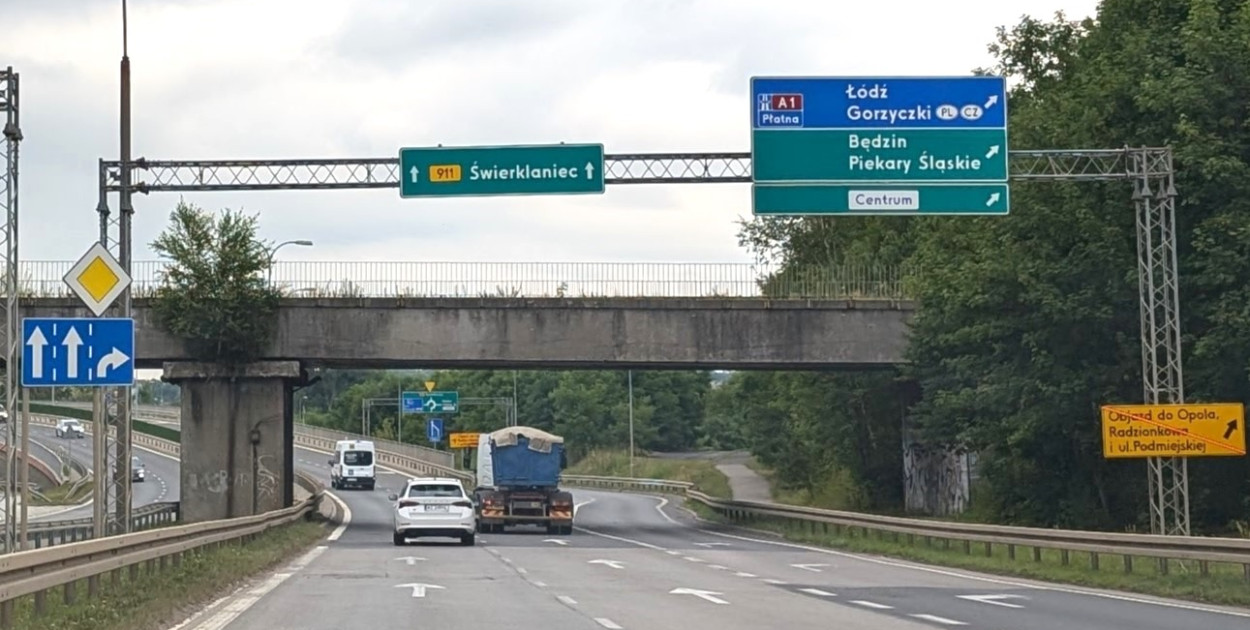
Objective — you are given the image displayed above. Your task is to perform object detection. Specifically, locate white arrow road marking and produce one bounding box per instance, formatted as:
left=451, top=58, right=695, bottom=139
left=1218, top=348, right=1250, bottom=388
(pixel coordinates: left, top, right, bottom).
left=957, top=594, right=1027, bottom=609
left=25, top=326, right=47, bottom=378
left=544, top=539, right=569, bottom=546
left=693, top=542, right=730, bottom=548
left=62, top=327, right=83, bottom=378
left=670, top=588, right=729, bottom=605
left=395, top=583, right=444, bottom=598
left=791, top=563, right=829, bottom=572
left=394, top=556, right=426, bottom=565
left=588, top=559, right=624, bottom=569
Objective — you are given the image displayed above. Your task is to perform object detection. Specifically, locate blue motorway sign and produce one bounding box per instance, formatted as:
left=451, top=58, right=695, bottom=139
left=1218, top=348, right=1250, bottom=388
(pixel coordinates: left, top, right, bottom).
left=427, top=418, right=444, bottom=443
left=750, top=75, right=1010, bottom=215
left=22, top=317, right=135, bottom=387
left=401, top=390, right=459, bottom=414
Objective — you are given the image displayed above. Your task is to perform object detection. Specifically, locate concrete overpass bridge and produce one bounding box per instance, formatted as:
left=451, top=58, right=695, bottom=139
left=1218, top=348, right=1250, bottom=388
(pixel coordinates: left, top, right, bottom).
left=16, top=260, right=917, bottom=369
left=15, top=261, right=916, bottom=524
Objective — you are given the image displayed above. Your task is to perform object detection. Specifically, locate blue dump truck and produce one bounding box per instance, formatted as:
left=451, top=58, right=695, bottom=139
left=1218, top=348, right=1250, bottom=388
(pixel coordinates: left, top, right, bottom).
left=473, top=426, right=574, bottom=535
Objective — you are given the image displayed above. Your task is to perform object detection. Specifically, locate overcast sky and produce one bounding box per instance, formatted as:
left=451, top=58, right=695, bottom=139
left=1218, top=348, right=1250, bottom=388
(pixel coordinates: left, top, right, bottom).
left=9, top=0, right=1100, bottom=274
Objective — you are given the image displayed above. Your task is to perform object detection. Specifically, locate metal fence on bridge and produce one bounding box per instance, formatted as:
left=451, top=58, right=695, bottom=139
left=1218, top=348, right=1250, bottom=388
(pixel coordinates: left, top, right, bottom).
left=14, top=260, right=911, bottom=300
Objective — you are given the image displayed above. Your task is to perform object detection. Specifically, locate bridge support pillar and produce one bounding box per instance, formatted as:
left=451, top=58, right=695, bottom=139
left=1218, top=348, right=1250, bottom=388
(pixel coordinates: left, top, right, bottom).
left=162, top=361, right=306, bottom=524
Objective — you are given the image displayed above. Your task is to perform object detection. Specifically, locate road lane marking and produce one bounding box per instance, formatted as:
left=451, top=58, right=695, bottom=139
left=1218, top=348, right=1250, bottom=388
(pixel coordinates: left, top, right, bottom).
left=323, top=491, right=351, bottom=541
left=594, top=618, right=624, bottom=629
left=957, top=594, right=1026, bottom=608
left=172, top=545, right=327, bottom=629
left=850, top=600, right=892, bottom=609
left=734, top=571, right=756, bottom=578
left=909, top=614, right=966, bottom=625
left=557, top=595, right=578, bottom=605
left=675, top=514, right=1250, bottom=620
left=800, top=588, right=836, bottom=597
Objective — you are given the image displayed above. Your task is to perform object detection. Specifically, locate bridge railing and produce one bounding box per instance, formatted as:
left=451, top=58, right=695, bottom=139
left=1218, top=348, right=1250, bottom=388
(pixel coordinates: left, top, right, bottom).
left=14, top=260, right=911, bottom=300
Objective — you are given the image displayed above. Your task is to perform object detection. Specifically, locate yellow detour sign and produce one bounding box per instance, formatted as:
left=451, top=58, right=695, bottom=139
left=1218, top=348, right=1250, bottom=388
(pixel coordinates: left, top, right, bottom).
left=449, top=432, right=480, bottom=449
left=1100, top=403, right=1247, bottom=459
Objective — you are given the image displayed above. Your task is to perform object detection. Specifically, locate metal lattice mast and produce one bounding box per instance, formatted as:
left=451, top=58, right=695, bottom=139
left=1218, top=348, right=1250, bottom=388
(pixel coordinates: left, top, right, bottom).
left=1132, top=149, right=1188, bottom=536
left=1, top=68, right=22, bottom=552
left=99, top=146, right=1183, bottom=534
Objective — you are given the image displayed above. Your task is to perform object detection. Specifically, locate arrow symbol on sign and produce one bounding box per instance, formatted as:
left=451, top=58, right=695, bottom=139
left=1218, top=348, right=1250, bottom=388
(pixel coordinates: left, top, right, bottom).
left=986, top=193, right=1001, bottom=207
left=395, top=582, right=444, bottom=598
left=585, top=161, right=595, bottom=180
left=1225, top=420, right=1237, bottom=440
left=669, top=587, right=729, bottom=605
left=984, top=145, right=1000, bottom=159
left=409, top=166, right=420, bottom=183
left=588, top=559, right=624, bottom=569
left=984, top=95, right=999, bottom=109
left=957, top=594, right=1027, bottom=608
left=394, top=556, right=426, bottom=565
left=25, top=327, right=47, bottom=378
left=790, top=563, right=829, bottom=572
left=96, top=347, right=130, bottom=378
left=544, top=539, right=569, bottom=546
left=424, top=398, right=438, bottom=411
left=62, top=327, right=83, bottom=378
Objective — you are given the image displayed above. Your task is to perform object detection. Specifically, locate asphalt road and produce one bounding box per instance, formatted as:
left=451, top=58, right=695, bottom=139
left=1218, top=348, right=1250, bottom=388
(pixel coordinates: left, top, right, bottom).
left=27, top=424, right=178, bottom=522
left=166, top=459, right=1250, bottom=630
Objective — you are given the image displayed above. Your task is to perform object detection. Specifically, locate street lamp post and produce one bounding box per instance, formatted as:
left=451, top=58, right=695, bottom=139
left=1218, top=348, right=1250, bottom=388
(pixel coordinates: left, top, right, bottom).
left=266, top=239, right=313, bottom=283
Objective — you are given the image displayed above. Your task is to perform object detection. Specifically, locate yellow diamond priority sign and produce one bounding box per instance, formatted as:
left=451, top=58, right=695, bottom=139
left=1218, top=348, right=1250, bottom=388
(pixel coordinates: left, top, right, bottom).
left=63, top=242, right=131, bottom=316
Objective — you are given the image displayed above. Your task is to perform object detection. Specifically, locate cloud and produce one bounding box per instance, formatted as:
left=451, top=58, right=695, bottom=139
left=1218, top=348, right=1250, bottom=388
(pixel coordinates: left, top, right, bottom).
left=9, top=0, right=1102, bottom=276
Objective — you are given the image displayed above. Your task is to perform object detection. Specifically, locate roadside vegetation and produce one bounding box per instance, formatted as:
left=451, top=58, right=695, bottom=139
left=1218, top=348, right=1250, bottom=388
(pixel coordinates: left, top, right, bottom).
left=567, top=449, right=732, bottom=499
left=30, top=478, right=92, bottom=506
left=14, top=519, right=328, bottom=630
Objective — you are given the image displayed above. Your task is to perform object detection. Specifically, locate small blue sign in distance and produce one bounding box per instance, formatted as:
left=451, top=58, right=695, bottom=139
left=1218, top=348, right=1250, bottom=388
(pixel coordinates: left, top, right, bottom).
left=751, top=76, right=1007, bottom=130
left=21, top=317, right=136, bottom=387
left=427, top=418, right=444, bottom=443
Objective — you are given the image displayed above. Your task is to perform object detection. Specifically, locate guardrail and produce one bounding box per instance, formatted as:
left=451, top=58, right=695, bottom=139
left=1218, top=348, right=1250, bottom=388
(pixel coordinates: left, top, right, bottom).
left=555, top=474, right=1250, bottom=582
left=0, top=471, right=324, bottom=628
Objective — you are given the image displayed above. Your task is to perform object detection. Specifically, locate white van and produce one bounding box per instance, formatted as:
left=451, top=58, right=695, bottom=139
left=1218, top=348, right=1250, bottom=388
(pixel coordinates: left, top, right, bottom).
left=329, top=440, right=376, bottom=490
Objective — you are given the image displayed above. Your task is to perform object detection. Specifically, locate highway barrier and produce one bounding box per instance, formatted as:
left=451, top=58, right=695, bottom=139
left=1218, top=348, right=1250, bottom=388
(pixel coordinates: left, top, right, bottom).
left=0, top=469, right=324, bottom=627
left=40, top=403, right=1250, bottom=581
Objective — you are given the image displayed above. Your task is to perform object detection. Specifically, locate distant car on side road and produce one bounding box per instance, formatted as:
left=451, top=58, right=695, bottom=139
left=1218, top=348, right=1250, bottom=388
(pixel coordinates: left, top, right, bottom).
left=55, top=419, right=85, bottom=438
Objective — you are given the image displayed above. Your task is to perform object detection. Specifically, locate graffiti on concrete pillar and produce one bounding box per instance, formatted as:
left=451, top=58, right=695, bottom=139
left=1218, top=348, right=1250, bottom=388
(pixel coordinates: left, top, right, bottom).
left=188, top=470, right=232, bottom=494
left=903, top=439, right=976, bottom=516
left=255, top=455, right=279, bottom=502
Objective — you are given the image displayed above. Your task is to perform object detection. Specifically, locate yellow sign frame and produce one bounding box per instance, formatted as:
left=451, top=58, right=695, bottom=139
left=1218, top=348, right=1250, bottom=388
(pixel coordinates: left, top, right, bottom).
left=1100, top=403, right=1246, bottom=459
left=449, top=432, right=480, bottom=449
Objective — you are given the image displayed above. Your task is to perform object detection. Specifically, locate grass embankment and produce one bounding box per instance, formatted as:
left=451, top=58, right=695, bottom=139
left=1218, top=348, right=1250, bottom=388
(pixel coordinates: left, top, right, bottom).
left=15, top=519, right=329, bottom=630
left=684, top=466, right=1250, bottom=609
left=31, top=479, right=92, bottom=505
left=567, top=449, right=733, bottom=499
left=29, top=403, right=180, bottom=443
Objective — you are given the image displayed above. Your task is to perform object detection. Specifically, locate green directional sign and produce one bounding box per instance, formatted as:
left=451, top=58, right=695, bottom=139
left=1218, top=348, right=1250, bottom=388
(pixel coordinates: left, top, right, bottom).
left=401, top=390, right=459, bottom=414
left=752, top=129, right=1007, bottom=182
left=750, top=76, right=1011, bottom=216
left=398, top=144, right=605, bottom=198
left=753, top=183, right=1010, bottom=215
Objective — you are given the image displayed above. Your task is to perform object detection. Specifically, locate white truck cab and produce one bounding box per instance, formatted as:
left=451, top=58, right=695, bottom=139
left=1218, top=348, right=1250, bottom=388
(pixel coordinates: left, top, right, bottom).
left=329, top=440, right=376, bottom=490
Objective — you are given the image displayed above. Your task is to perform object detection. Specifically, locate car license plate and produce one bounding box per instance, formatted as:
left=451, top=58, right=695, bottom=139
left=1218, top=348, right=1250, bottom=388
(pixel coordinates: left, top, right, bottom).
left=424, top=504, right=450, bottom=513
left=516, top=501, right=542, bottom=509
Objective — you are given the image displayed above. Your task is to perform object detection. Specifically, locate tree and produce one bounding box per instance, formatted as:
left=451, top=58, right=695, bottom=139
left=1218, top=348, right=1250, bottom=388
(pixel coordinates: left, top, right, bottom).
left=149, top=201, right=282, bottom=365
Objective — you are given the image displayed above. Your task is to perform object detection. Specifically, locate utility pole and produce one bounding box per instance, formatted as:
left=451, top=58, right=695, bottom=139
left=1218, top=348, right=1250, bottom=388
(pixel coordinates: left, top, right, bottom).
left=628, top=370, right=635, bottom=477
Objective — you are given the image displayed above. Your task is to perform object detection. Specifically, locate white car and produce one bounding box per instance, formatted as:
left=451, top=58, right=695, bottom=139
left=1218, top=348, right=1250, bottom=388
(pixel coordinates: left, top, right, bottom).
left=55, top=419, right=85, bottom=438
left=389, top=477, right=477, bottom=546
